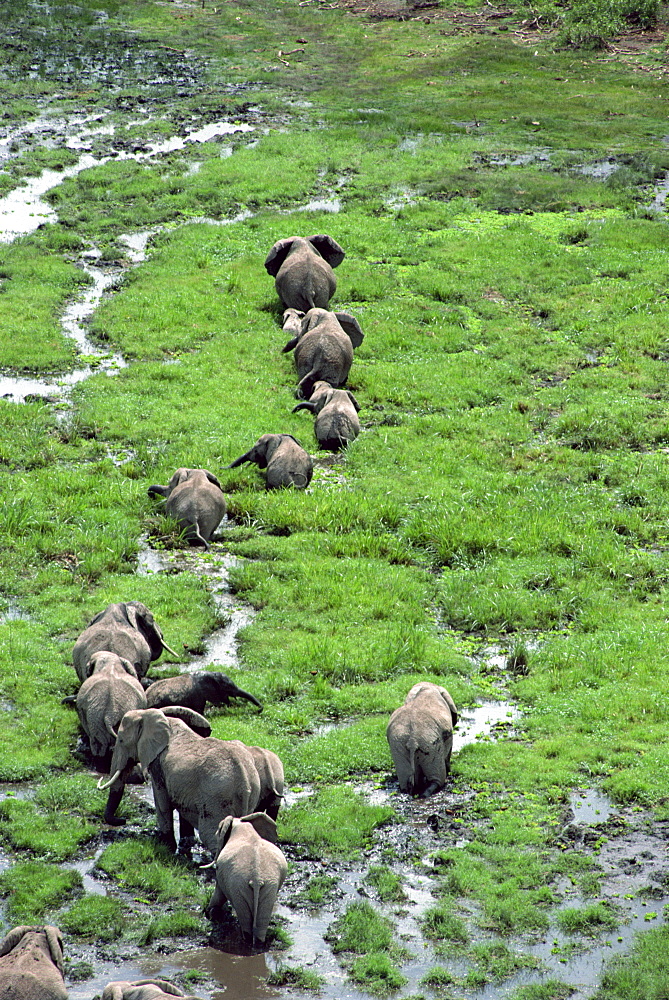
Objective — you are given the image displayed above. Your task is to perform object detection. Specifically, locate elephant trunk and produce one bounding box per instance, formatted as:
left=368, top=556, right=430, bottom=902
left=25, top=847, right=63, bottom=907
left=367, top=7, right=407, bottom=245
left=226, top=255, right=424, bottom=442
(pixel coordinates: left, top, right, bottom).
left=236, top=687, right=263, bottom=708
left=147, top=484, right=169, bottom=499
left=292, top=401, right=316, bottom=413
left=225, top=452, right=251, bottom=469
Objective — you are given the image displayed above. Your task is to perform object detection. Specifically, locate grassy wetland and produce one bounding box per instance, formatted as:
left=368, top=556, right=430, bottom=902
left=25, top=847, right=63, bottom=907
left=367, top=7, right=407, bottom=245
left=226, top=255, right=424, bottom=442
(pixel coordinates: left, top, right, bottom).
left=2, top=0, right=669, bottom=997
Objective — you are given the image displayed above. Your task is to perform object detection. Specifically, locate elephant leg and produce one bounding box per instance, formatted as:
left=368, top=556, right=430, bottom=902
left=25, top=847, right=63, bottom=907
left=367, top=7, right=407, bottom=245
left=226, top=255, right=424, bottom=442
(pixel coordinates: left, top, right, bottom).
left=420, top=780, right=443, bottom=799
left=152, top=783, right=177, bottom=852
left=103, top=785, right=127, bottom=826
left=206, top=883, right=227, bottom=920
left=178, top=814, right=196, bottom=855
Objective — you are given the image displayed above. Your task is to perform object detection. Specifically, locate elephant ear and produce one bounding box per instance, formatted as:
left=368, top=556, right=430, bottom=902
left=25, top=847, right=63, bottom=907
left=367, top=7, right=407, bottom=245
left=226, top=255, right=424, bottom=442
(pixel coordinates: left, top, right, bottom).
left=241, top=811, right=279, bottom=845
left=308, top=234, right=345, bottom=268
left=346, top=391, right=361, bottom=413
left=136, top=709, right=171, bottom=772
left=119, top=657, right=140, bottom=680
left=44, top=926, right=65, bottom=975
left=130, top=980, right=187, bottom=998
left=437, top=687, right=458, bottom=727
left=215, top=815, right=236, bottom=854
left=126, top=603, right=164, bottom=662
left=264, top=237, right=296, bottom=276
left=204, top=470, right=223, bottom=490
left=168, top=468, right=191, bottom=491
left=102, top=982, right=129, bottom=1000
left=0, top=925, right=32, bottom=956
left=335, top=312, right=364, bottom=348
left=161, top=705, right=211, bottom=737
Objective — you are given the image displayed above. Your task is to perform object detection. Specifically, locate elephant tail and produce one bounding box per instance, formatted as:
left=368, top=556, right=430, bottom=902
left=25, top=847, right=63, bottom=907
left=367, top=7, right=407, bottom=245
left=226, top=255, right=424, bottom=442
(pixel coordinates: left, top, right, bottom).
left=192, top=521, right=210, bottom=551
left=251, top=878, right=265, bottom=946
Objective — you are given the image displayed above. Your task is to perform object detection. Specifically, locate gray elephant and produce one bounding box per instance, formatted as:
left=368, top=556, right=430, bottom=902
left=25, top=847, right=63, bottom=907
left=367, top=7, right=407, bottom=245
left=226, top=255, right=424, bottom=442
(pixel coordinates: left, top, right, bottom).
left=147, top=468, right=226, bottom=550
left=103, top=981, right=202, bottom=1000
left=264, top=234, right=345, bottom=312
left=204, top=812, right=287, bottom=946
left=72, top=602, right=178, bottom=684
left=97, top=707, right=260, bottom=853
left=293, top=379, right=361, bottom=451
left=0, top=925, right=67, bottom=1000
left=230, top=742, right=284, bottom=821
left=76, top=651, right=147, bottom=769
left=145, top=671, right=262, bottom=714
left=282, top=307, right=364, bottom=400
left=225, top=434, right=313, bottom=489
left=386, top=682, right=459, bottom=798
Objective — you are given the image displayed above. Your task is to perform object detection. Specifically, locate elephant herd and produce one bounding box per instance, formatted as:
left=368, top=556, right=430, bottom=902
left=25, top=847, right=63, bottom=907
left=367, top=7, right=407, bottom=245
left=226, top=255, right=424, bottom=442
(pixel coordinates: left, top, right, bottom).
left=0, top=235, right=460, bottom=1000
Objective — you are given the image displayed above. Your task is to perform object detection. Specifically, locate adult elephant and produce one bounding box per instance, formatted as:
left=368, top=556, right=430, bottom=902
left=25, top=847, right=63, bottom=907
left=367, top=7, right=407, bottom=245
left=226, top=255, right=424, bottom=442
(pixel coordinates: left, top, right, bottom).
left=230, top=742, right=284, bottom=821
left=145, top=671, right=262, bottom=714
left=225, top=434, right=313, bottom=489
left=386, top=682, right=458, bottom=798
left=97, top=708, right=260, bottom=853
left=293, top=380, right=361, bottom=451
left=76, top=651, right=147, bottom=769
left=282, top=307, right=364, bottom=400
left=264, top=234, right=345, bottom=312
left=147, top=468, right=226, bottom=550
left=103, top=981, right=202, bottom=1000
left=72, top=602, right=178, bottom=684
left=204, top=812, right=287, bottom=946
left=0, top=925, right=67, bottom=1000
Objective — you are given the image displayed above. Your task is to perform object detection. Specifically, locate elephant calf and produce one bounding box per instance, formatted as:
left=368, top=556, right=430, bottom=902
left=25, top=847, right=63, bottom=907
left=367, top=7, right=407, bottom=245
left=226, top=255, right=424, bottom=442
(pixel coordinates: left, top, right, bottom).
left=72, top=601, right=178, bottom=684
left=386, top=682, right=458, bottom=798
left=0, top=925, right=67, bottom=1000
left=293, top=379, right=361, bottom=451
left=77, top=651, right=147, bottom=769
left=145, top=671, right=262, bottom=715
left=147, top=468, right=226, bottom=550
left=282, top=307, right=364, bottom=400
left=103, top=981, right=203, bottom=1000
left=226, top=433, right=313, bottom=489
left=205, top=812, right=287, bottom=947
left=264, top=234, right=345, bottom=312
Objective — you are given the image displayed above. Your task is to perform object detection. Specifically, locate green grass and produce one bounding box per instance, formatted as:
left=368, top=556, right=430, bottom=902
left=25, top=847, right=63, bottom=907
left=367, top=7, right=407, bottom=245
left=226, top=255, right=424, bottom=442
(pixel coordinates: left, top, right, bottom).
left=0, top=861, right=82, bottom=923
left=278, top=786, right=394, bottom=853
left=594, top=925, right=669, bottom=999
left=557, top=902, right=619, bottom=935
left=59, top=895, right=127, bottom=942
left=267, top=965, right=326, bottom=991
left=2, top=0, right=669, bottom=991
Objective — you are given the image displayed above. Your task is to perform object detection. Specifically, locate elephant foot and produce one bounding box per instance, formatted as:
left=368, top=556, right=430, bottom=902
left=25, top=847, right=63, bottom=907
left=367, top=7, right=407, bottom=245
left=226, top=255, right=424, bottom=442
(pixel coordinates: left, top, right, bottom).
left=420, top=781, right=442, bottom=799
left=156, top=831, right=177, bottom=853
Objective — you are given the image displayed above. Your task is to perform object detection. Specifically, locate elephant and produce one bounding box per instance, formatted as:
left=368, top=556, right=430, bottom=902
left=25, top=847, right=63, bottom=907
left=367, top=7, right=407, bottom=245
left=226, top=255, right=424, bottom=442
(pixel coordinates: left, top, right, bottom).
left=145, top=671, right=262, bottom=714
left=72, top=602, right=178, bottom=684
left=230, top=742, right=284, bottom=821
left=0, top=925, right=67, bottom=1000
left=76, top=651, right=147, bottom=769
left=225, top=434, right=313, bottom=490
left=102, top=981, right=202, bottom=1000
left=282, top=307, right=364, bottom=400
left=264, top=234, right=345, bottom=312
left=97, top=707, right=260, bottom=853
left=204, top=812, right=287, bottom=946
left=147, top=468, right=226, bottom=550
left=293, top=379, right=361, bottom=451
left=386, top=682, right=459, bottom=798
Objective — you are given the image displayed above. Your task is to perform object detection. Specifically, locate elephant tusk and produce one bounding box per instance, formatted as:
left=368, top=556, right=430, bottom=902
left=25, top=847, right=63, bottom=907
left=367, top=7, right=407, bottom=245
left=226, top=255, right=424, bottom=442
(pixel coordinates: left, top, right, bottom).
left=161, top=640, right=180, bottom=658
left=199, top=859, right=217, bottom=869
left=97, top=769, right=122, bottom=791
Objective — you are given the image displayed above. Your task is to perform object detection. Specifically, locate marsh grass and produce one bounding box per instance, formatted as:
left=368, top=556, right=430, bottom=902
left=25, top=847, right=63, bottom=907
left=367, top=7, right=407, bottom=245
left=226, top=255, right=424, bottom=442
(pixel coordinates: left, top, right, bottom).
left=279, top=786, right=394, bottom=853
left=267, top=965, right=326, bottom=991
left=0, top=797, right=96, bottom=860
left=138, top=910, right=205, bottom=945
left=3, top=0, right=669, bottom=987
left=0, top=861, right=82, bottom=923
left=59, top=895, right=126, bottom=942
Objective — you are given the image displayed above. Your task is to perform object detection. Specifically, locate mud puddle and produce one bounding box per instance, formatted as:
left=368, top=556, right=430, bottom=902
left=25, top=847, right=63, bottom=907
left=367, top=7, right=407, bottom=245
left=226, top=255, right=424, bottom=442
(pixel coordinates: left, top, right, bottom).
left=136, top=541, right=255, bottom=673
